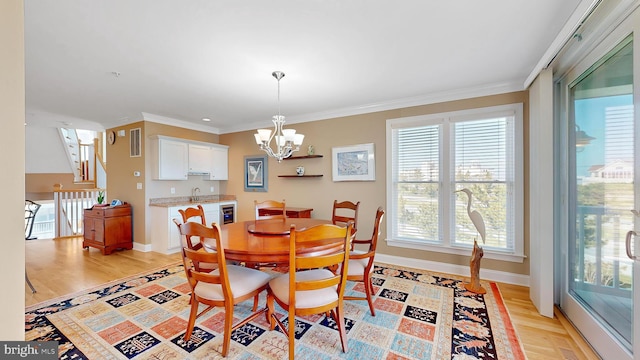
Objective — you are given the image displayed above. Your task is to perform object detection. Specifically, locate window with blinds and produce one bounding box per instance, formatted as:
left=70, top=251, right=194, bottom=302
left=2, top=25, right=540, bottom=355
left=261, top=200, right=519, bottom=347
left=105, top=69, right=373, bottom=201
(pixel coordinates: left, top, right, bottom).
left=394, top=125, right=441, bottom=242
left=452, top=116, right=514, bottom=250
left=386, top=103, right=523, bottom=260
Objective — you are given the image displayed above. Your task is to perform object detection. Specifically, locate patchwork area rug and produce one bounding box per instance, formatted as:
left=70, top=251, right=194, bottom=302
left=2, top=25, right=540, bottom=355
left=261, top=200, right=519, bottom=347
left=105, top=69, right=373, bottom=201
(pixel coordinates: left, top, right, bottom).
left=25, top=263, right=525, bottom=359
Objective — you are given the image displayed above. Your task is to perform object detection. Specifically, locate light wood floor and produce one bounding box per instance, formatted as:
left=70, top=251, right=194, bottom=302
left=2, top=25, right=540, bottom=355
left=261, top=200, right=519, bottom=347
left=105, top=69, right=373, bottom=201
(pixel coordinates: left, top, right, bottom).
left=25, top=237, right=601, bottom=359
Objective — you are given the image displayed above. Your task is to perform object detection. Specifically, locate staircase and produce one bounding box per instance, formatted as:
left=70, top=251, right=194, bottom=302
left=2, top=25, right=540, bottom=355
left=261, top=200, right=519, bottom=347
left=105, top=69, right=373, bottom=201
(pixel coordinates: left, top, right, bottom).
left=58, top=128, right=106, bottom=188
left=53, top=128, right=107, bottom=238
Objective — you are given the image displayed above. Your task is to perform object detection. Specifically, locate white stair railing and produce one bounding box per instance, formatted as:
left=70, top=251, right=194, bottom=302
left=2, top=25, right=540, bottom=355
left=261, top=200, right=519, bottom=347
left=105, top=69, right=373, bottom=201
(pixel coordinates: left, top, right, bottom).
left=53, top=185, right=105, bottom=238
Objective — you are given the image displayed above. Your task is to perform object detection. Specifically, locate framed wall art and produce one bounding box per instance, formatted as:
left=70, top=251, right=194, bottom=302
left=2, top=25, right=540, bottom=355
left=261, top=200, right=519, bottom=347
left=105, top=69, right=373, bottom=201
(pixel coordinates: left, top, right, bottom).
left=244, top=155, right=268, bottom=192
left=331, top=143, right=375, bottom=181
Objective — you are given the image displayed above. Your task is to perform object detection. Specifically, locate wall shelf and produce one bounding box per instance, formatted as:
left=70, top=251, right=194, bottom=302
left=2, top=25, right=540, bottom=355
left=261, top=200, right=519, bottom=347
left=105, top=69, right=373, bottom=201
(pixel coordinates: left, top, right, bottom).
left=280, top=154, right=324, bottom=177
left=283, top=154, right=323, bottom=160
left=278, top=175, right=323, bottom=178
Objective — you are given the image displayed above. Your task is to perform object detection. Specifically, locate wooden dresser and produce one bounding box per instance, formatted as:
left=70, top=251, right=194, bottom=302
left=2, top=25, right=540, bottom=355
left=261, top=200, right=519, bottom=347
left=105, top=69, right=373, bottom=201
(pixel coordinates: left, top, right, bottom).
left=83, top=203, right=133, bottom=255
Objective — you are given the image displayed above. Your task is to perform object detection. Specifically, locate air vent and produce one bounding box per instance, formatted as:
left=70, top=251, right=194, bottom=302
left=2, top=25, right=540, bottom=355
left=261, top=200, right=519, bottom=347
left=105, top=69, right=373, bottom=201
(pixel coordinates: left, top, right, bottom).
left=130, top=128, right=141, bottom=157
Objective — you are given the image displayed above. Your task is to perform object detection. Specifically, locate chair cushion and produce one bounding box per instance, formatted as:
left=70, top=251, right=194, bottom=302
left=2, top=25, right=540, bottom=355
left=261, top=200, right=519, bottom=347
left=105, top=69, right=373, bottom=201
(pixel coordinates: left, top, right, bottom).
left=338, top=250, right=373, bottom=276
left=268, top=269, right=338, bottom=309
left=194, top=265, right=271, bottom=301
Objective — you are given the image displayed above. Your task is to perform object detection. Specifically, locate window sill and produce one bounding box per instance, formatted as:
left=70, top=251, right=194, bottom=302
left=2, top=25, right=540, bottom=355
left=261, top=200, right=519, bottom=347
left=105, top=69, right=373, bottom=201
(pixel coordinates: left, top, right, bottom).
left=385, top=238, right=526, bottom=263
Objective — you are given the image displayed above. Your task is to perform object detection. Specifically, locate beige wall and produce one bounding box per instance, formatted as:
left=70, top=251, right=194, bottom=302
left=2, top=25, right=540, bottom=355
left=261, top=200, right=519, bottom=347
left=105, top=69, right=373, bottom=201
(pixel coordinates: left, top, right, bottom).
left=106, top=122, right=147, bottom=245
left=220, top=91, right=530, bottom=275
left=1, top=0, right=25, bottom=340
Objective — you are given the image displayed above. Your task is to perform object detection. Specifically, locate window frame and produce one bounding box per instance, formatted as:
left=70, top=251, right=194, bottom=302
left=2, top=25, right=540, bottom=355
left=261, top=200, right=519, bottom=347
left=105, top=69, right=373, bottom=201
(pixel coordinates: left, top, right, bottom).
left=386, top=103, right=525, bottom=263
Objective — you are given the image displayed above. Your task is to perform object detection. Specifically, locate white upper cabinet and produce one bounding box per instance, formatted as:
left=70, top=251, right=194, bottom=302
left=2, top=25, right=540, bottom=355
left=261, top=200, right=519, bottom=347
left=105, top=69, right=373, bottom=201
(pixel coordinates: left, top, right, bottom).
left=208, top=144, right=228, bottom=180
left=150, top=135, right=228, bottom=181
left=188, top=144, right=214, bottom=174
left=188, top=143, right=228, bottom=180
left=150, top=136, right=189, bottom=180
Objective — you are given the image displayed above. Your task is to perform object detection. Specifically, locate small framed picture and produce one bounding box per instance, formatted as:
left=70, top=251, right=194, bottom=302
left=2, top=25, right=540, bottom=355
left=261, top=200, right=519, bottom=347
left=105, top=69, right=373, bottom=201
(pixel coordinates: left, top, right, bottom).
left=244, top=155, right=268, bottom=192
left=332, top=143, right=376, bottom=181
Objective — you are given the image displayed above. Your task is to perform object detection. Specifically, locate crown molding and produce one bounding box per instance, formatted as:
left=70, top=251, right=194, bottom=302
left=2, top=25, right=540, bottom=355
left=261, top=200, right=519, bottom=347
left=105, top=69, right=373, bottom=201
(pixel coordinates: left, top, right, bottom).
left=141, top=112, right=221, bottom=134
left=220, top=80, right=523, bottom=134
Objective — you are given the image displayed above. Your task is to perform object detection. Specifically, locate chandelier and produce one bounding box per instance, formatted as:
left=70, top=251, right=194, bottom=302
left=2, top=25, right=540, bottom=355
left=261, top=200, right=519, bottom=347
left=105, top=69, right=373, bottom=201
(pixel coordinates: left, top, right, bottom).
left=254, top=71, right=304, bottom=162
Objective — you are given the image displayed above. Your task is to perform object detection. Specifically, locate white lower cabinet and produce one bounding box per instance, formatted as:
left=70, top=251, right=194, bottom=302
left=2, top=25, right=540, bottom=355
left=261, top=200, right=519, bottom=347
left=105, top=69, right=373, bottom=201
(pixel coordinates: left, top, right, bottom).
left=150, top=203, right=232, bottom=254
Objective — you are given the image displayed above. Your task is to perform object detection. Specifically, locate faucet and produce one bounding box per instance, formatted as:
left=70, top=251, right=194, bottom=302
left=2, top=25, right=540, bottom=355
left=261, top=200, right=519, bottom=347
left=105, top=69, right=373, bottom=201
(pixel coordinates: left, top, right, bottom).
left=191, top=187, right=200, bottom=202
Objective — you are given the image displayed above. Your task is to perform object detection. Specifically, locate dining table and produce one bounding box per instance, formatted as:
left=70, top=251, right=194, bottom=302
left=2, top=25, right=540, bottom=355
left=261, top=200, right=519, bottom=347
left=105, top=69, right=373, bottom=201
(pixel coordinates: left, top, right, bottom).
left=206, top=218, right=334, bottom=265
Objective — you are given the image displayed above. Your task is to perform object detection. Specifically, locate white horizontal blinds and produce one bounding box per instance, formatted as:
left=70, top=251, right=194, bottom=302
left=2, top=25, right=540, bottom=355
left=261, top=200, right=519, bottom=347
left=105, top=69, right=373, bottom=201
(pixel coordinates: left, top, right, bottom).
left=455, top=118, right=507, bottom=180
left=603, top=105, right=634, bottom=166
left=397, top=126, right=440, bottom=181
left=602, top=105, right=634, bottom=214
left=452, top=115, right=514, bottom=250
left=394, top=125, right=440, bottom=242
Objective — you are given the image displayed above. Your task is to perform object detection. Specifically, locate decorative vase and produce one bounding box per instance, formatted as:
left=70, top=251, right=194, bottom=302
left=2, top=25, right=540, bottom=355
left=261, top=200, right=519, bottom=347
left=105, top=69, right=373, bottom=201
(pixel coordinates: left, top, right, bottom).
left=296, top=166, right=305, bottom=176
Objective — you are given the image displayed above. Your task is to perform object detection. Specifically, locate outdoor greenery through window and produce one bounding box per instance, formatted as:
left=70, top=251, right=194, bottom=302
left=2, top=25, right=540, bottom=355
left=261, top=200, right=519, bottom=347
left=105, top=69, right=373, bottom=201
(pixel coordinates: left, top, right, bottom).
left=386, top=104, right=523, bottom=260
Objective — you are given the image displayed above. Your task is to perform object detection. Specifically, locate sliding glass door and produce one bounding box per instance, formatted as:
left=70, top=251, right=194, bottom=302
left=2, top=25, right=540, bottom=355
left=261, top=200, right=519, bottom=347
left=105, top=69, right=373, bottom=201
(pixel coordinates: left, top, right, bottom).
left=559, top=12, right=640, bottom=358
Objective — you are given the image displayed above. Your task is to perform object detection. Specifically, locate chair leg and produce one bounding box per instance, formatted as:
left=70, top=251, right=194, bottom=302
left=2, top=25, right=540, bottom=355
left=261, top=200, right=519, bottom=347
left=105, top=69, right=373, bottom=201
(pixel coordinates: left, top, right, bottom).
left=266, top=292, right=276, bottom=330
left=252, top=294, right=259, bottom=311
left=334, top=304, right=348, bottom=353
left=25, top=271, right=36, bottom=293
left=288, top=307, right=296, bottom=360
left=365, top=275, right=375, bottom=316
left=183, top=296, right=199, bottom=342
left=222, top=302, right=234, bottom=357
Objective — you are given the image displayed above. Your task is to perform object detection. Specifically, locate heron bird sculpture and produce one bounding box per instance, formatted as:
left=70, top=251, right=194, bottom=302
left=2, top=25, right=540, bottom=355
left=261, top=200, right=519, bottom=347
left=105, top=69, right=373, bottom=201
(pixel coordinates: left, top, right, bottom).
left=456, top=188, right=487, bottom=294
left=456, top=188, right=486, bottom=244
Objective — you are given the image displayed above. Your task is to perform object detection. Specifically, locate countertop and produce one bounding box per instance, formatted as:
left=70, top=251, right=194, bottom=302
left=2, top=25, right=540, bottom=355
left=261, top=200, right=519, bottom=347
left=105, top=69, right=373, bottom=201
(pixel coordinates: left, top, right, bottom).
left=149, top=195, right=237, bottom=207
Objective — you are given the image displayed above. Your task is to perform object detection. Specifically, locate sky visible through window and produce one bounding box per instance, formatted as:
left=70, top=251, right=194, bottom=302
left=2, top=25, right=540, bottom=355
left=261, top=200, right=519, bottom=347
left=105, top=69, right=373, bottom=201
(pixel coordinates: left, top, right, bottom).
left=575, top=95, right=633, bottom=178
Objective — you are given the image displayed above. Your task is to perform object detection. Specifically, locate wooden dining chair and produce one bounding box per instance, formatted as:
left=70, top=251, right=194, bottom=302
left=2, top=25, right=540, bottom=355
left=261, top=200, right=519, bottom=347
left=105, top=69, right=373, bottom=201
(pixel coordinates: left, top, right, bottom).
left=179, top=204, right=206, bottom=225
left=177, top=205, right=207, bottom=250
left=342, top=207, right=384, bottom=316
left=173, top=218, right=206, bottom=253
left=266, top=222, right=353, bottom=359
left=255, top=199, right=286, bottom=220
left=332, top=200, right=360, bottom=232
left=179, top=221, right=272, bottom=357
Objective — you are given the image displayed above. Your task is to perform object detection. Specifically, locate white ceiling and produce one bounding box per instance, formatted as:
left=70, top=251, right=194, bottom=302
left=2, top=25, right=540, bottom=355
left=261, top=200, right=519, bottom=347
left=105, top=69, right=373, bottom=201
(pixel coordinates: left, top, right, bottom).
left=25, top=0, right=584, bottom=134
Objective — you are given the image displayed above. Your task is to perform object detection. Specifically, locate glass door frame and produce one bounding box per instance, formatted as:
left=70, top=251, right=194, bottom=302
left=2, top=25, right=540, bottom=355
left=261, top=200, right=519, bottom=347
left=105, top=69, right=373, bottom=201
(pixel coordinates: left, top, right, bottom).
left=556, top=8, right=640, bottom=360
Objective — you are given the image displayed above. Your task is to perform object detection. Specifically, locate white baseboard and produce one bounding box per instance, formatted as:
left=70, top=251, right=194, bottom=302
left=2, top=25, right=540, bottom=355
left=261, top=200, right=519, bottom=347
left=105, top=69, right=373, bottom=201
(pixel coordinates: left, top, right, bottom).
left=375, top=253, right=530, bottom=287
left=133, top=242, right=153, bottom=252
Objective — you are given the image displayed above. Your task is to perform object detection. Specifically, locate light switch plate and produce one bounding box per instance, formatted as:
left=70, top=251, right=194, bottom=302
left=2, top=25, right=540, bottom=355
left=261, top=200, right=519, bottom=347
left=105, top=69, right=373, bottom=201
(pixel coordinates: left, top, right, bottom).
left=170, top=187, right=175, bottom=194
left=136, top=182, right=142, bottom=190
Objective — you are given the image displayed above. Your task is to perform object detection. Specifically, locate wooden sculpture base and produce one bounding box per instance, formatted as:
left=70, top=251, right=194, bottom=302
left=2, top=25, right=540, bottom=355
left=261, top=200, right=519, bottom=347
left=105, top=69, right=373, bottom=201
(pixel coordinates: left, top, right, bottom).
left=465, top=239, right=487, bottom=294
